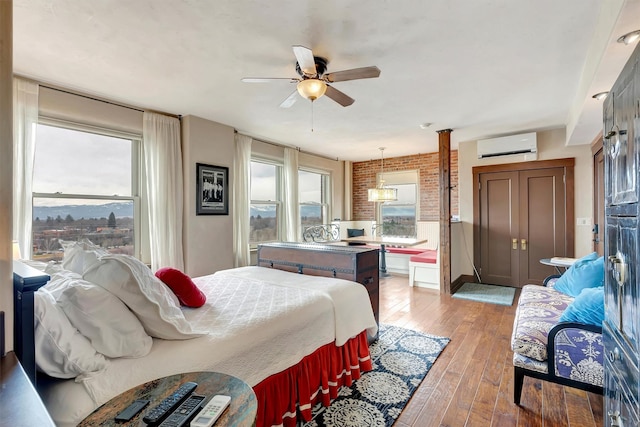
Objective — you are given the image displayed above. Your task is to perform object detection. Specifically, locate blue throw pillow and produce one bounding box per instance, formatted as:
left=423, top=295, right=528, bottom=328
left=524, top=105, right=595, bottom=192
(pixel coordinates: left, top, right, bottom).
left=559, top=286, right=604, bottom=326
left=553, top=253, right=604, bottom=297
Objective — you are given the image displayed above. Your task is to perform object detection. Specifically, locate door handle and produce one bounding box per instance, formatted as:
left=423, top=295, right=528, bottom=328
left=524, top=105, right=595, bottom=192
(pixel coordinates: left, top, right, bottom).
left=521, top=239, right=527, bottom=250
left=609, top=254, right=626, bottom=287
left=512, top=238, right=517, bottom=250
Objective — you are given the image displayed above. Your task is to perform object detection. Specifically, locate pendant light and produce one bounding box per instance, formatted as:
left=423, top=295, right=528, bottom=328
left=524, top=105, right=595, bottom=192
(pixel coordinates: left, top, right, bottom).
left=367, top=147, right=398, bottom=202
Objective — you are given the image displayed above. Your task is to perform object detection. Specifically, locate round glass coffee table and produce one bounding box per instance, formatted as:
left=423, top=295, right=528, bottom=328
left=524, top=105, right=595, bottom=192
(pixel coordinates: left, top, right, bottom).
left=78, top=371, right=257, bottom=426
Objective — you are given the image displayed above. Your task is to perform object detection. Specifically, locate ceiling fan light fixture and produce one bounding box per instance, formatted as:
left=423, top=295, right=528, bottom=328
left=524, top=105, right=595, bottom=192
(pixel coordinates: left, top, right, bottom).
left=297, top=79, right=327, bottom=101
left=617, top=30, right=640, bottom=45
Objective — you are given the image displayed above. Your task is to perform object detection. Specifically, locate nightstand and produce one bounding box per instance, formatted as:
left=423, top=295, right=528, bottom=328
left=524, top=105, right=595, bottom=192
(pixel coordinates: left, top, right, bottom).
left=0, top=352, right=55, bottom=427
left=78, top=371, right=257, bottom=426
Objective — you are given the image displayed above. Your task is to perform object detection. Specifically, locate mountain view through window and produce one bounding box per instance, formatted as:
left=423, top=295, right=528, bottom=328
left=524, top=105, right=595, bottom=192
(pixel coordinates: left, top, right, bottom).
left=31, top=123, right=138, bottom=261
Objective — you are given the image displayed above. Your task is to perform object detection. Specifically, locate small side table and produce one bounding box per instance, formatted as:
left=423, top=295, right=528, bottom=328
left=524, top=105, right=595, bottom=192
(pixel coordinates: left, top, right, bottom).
left=540, top=257, right=577, bottom=275
left=78, top=371, right=257, bottom=426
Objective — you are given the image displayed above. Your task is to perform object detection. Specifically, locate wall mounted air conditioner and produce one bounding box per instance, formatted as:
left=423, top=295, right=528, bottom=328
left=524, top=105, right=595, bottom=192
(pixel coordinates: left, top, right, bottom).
left=477, top=132, right=537, bottom=159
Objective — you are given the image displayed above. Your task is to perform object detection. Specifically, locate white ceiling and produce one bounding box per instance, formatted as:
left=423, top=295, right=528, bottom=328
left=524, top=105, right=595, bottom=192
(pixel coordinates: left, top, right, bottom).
left=12, top=0, right=640, bottom=161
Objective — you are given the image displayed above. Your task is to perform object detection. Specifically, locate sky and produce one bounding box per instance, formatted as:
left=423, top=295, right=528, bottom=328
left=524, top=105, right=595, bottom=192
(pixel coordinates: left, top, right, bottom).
left=250, top=161, right=322, bottom=203
left=33, top=123, right=132, bottom=206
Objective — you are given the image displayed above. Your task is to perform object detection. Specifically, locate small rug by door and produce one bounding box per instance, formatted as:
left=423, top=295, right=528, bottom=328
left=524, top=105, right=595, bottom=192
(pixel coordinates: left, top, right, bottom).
left=452, top=282, right=516, bottom=306
left=302, top=324, right=450, bottom=427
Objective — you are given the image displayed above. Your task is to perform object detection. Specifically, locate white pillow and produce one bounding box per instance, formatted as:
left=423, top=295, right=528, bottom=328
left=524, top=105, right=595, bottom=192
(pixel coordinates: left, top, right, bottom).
left=42, top=270, right=84, bottom=300
left=58, top=280, right=153, bottom=358
left=84, top=254, right=205, bottom=340
left=60, top=239, right=108, bottom=275
left=34, top=289, right=108, bottom=379
left=44, top=261, right=65, bottom=275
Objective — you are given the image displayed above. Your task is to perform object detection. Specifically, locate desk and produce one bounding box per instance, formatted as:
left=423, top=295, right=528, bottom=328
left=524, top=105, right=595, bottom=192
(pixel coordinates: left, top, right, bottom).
left=540, top=257, right=577, bottom=274
left=342, top=236, right=428, bottom=276
left=78, top=371, right=257, bottom=426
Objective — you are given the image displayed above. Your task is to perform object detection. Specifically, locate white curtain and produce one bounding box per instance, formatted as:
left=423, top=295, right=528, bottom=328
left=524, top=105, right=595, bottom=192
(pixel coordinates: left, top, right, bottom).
left=142, top=112, right=184, bottom=271
left=13, top=78, right=39, bottom=258
left=283, top=147, right=299, bottom=242
left=233, top=134, right=252, bottom=267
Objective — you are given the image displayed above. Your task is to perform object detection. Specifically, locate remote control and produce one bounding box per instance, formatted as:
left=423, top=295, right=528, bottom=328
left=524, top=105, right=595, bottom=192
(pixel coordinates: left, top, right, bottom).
left=143, top=381, right=198, bottom=425
left=114, top=399, right=150, bottom=422
left=158, top=394, right=206, bottom=427
left=190, top=395, right=231, bottom=427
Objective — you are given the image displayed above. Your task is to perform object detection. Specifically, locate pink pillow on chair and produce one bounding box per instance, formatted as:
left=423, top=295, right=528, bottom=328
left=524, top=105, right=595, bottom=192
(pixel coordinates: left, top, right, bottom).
left=155, top=267, right=206, bottom=308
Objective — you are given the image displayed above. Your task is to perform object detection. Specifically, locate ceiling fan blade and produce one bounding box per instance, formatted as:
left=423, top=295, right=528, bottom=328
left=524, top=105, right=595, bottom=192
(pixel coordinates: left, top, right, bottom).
left=325, top=85, right=355, bottom=107
left=241, top=77, right=299, bottom=83
left=324, top=66, right=381, bottom=83
left=279, top=90, right=299, bottom=108
left=292, top=45, right=317, bottom=76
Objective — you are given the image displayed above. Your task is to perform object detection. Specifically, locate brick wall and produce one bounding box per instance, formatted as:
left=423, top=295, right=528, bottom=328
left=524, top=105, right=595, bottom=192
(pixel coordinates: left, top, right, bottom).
left=352, top=151, right=459, bottom=221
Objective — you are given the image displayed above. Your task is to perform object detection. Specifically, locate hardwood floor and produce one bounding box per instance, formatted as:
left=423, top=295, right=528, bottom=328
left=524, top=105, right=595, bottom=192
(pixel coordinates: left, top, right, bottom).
left=379, top=274, right=604, bottom=427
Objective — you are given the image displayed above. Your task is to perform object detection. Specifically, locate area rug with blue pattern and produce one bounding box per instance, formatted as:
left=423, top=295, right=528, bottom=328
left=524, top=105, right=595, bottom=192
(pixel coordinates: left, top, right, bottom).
left=301, top=324, right=450, bottom=427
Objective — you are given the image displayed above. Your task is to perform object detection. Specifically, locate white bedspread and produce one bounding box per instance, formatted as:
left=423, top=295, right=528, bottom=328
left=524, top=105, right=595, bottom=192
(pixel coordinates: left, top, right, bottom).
left=225, top=266, right=378, bottom=345
left=39, top=267, right=377, bottom=426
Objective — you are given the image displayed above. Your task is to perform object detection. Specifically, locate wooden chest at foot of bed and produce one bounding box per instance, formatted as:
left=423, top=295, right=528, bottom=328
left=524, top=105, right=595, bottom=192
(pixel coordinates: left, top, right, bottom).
left=257, top=242, right=380, bottom=335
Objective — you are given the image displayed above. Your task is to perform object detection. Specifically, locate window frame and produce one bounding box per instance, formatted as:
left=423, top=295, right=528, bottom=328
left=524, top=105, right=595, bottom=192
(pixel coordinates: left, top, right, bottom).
left=32, top=118, right=142, bottom=259
left=249, top=158, right=283, bottom=246
left=298, top=167, right=331, bottom=233
left=376, top=170, right=419, bottom=237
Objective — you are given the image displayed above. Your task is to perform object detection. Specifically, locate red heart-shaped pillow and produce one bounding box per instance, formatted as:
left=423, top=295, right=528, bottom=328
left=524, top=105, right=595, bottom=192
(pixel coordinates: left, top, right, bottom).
left=155, top=267, right=206, bottom=308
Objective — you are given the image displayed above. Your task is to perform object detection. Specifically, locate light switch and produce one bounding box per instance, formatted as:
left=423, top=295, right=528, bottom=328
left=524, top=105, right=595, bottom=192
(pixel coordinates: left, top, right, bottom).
left=576, top=217, right=592, bottom=226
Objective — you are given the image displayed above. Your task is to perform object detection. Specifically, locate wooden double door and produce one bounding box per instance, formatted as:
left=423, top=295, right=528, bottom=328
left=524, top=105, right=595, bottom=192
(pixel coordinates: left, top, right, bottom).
left=473, top=159, right=575, bottom=287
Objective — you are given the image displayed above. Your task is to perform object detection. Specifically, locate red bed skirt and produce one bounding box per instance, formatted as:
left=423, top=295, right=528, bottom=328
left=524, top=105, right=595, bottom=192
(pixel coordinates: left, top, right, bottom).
left=252, top=331, right=372, bottom=427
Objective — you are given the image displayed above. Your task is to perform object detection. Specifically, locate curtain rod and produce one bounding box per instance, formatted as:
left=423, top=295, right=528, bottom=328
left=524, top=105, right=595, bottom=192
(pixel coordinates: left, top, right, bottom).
left=236, top=131, right=340, bottom=162
left=33, top=79, right=181, bottom=119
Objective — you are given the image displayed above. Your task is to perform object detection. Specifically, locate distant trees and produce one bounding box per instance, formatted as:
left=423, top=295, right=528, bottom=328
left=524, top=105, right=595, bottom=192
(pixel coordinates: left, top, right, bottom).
left=31, top=211, right=135, bottom=262
left=249, top=215, right=277, bottom=241
left=108, top=212, right=116, bottom=228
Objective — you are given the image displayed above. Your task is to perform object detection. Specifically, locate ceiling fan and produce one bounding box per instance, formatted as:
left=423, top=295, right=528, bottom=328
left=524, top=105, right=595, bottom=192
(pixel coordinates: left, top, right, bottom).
left=241, top=45, right=380, bottom=108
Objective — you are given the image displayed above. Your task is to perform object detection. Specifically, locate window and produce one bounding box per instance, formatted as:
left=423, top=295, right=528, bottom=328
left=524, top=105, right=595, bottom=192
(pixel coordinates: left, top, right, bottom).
left=31, top=121, right=140, bottom=261
left=250, top=160, right=281, bottom=244
left=299, top=169, right=330, bottom=233
left=378, top=171, right=418, bottom=237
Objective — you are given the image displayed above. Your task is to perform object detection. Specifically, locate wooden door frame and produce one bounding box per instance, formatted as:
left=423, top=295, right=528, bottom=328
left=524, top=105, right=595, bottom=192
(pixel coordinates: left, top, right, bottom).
left=473, top=158, right=576, bottom=278
left=591, top=132, right=604, bottom=255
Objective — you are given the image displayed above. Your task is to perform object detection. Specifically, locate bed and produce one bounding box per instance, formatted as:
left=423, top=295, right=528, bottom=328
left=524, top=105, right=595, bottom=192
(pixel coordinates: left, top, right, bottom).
left=13, top=243, right=378, bottom=427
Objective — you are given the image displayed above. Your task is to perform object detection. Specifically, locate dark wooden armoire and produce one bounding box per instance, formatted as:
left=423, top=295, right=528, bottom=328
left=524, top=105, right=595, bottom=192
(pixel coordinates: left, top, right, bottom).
left=603, top=41, right=640, bottom=426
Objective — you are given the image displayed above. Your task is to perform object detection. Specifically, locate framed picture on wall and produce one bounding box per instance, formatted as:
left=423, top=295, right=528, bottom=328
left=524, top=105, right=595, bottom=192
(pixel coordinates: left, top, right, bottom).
left=196, top=163, right=229, bottom=215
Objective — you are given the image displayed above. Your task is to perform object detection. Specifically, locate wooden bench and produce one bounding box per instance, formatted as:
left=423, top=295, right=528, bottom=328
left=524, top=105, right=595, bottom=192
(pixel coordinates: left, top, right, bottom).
left=408, top=249, right=439, bottom=289
left=384, top=247, right=425, bottom=275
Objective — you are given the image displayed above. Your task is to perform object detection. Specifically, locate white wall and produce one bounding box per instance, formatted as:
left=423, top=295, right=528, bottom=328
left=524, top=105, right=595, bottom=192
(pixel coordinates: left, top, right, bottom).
left=181, top=115, right=235, bottom=277
left=455, top=128, right=595, bottom=278
left=180, top=119, right=346, bottom=276
left=39, top=87, right=143, bottom=134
